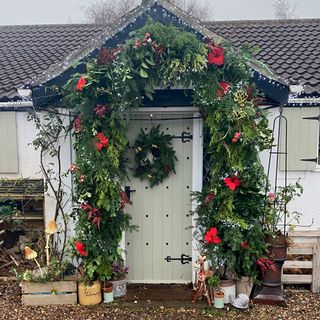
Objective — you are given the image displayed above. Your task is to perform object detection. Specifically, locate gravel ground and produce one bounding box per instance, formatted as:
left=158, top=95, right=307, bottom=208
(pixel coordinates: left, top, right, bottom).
left=1, top=281, right=320, bottom=320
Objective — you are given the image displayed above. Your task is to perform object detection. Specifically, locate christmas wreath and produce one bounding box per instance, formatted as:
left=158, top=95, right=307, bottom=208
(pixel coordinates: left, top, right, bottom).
left=133, top=125, right=177, bottom=187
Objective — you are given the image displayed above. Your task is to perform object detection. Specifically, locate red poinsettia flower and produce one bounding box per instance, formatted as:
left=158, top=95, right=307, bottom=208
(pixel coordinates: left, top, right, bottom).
left=216, top=82, right=230, bottom=97
left=204, top=191, right=215, bottom=207
left=207, top=46, right=224, bottom=66
left=81, top=203, right=93, bottom=211
left=96, top=132, right=109, bottom=151
left=204, top=227, right=221, bottom=244
left=76, top=76, right=86, bottom=91
left=75, top=241, right=87, bottom=256
left=224, top=176, right=241, bottom=191
left=232, top=132, right=241, bottom=143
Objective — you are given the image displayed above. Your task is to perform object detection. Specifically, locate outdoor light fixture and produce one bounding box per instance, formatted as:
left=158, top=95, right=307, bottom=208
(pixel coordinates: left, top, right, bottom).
left=18, top=88, right=32, bottom=99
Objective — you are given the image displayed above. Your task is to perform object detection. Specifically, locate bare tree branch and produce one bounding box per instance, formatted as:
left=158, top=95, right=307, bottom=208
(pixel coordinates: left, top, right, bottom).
left=274, top=0, right=298, bottom=19
left=83, top=0, right=214, bottom=24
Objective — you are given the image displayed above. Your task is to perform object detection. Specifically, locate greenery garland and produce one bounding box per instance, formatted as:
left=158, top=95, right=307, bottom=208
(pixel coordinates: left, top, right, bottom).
left=133, top=125, right=177, bottom=187
left=63, top=19, right=273, bottom=282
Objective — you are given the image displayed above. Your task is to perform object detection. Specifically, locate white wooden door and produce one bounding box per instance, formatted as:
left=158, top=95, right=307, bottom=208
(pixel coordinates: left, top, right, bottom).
left=125, top=113, right=193, bottom=283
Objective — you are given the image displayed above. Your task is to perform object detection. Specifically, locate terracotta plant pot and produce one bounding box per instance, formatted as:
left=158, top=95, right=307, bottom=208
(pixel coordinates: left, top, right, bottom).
left=78, top=281, right=102, bottom=306
left=236, top=276, right=253, bottom=297
left=213, top=289, right=225, bottom=309
left=220, top=279, right=236, bottom=304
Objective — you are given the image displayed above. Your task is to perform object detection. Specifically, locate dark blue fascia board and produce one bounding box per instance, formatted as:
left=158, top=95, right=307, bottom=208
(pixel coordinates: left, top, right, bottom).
left=31, top=3, right=289, bottom=107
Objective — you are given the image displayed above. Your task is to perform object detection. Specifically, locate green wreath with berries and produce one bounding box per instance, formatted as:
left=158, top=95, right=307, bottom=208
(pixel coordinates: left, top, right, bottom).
left=133, top=125, right=178, bottom=187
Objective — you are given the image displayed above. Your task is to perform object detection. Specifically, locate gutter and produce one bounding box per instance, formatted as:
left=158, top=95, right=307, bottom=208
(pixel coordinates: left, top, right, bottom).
left=0, top=100, right=34, bottom=111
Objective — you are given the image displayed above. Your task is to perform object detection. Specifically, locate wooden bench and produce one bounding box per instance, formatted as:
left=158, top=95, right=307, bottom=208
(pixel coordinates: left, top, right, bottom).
left=282, top=231, right=320, bottom=293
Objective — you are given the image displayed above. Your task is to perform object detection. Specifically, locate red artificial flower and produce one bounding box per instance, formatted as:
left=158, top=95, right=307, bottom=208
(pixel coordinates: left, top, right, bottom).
left=96, top=133, right=109, bottom=151
left=207, top=45, right=224, bottom=66
left=76, top=76, right=86, bottom=91
left=204, top=191, right=215, bottom=207
left=224, top=176, right=241, bottom=191
left=232, top=132, right=241, bottom=143
left=216, top=82, right=230, bottom=97
left=204, top=227, right=221, bottom=244
left=96, top=142, right=103, bottom=151
left=79, top=175, right=85, bottom=183
left=75, top=241, right=87, bottom=256
left=73, top=115, right=82, bottom=133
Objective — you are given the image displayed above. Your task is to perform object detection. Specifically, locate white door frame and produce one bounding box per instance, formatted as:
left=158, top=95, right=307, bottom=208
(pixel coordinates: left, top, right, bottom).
left=120, top=107, right=203, bottom=283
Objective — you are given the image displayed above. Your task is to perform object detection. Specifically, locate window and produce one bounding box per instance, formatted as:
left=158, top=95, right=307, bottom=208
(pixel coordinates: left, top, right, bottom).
left=0, top=112, right=18, bottom=173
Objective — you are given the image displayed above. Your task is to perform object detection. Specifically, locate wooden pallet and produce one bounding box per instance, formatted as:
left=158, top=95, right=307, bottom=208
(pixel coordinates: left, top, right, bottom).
left=21, top=281, right=77, bottom=306
left=282, top=231, right=320, bottom=293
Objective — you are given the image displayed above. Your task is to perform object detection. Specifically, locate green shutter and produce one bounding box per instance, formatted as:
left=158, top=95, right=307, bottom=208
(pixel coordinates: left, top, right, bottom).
left=280, top=107, right=319, bottom=171
left=0, top=112, right=18, bottom=173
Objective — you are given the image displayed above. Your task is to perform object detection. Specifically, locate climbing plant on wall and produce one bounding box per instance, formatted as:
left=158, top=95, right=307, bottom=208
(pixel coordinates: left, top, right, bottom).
left=64, top=19, right=272, bottom=282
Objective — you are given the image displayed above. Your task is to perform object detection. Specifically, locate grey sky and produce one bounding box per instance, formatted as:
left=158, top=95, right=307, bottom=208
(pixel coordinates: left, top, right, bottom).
left=0, top=0, right=319, bottom=25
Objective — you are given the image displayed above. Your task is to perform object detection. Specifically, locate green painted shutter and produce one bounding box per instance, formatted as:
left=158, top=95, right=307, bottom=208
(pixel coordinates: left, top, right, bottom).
left=280, top=107, right=319, bottom=171
left=0, top=112, right=18, bottom=173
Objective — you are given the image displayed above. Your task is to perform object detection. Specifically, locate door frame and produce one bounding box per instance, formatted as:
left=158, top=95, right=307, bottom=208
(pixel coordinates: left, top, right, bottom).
left=120, top=107, right=203, bottom=284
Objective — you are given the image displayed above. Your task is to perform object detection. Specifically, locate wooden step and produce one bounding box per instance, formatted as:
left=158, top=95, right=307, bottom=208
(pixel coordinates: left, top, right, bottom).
left=283, top=260, right=312, bottom=269
left=282, top=274, right=312, bottom=284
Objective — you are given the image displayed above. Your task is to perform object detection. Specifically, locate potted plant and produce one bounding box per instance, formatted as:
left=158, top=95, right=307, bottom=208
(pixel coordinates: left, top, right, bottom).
left=109, top=260, right=129, bottom=298
left=264, top=181, right=303, bottom=260
left=16, top=220, right=77, bottom=306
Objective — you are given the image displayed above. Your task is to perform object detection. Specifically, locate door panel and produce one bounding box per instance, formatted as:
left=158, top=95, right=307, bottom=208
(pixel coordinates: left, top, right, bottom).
left=125, top=113, right=193, bottom=283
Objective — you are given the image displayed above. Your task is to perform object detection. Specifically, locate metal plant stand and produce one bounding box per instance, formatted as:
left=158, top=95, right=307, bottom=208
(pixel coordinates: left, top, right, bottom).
left=253, top=105, right=288, bottom=306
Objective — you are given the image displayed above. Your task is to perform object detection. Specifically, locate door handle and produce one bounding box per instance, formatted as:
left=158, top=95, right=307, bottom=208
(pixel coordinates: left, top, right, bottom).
left=125, top=186, right=136, bottom=200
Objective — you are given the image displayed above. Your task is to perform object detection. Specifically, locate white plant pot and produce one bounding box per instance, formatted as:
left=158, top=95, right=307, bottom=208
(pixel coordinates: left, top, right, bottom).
left=110, top=279, right=127, bottom=298
left=220, top=279, right=236, bottom=304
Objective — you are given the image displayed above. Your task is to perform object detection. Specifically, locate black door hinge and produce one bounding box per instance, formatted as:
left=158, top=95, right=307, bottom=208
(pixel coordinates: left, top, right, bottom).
left=164, top=254, right=192, bottom=264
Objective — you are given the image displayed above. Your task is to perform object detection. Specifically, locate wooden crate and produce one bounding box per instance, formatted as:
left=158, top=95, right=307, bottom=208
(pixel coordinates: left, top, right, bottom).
left=21, top=281, right=77, bottom=306
left=0, top=219, right=4, bottom=246
left=282, top=231, right=320, bottom=293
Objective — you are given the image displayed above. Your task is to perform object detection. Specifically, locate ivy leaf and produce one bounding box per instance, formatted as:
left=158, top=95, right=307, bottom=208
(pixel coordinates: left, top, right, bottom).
left=141, top=62, right=149, bottom=69
left=139, top=68, right=148, bottom=78
left=146, top=57, right=156, bottom=66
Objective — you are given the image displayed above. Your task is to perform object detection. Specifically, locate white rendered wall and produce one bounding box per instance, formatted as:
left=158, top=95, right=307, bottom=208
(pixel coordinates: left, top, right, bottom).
left=260, top=107, right=320, bottom=230
left=4, top=108, right=320, bottom=235
left=0, top=111, right=74, bottom=237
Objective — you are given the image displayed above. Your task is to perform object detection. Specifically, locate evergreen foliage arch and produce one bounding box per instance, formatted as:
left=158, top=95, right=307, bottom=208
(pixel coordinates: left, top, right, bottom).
left=64, top=20, right=272, bottom=281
